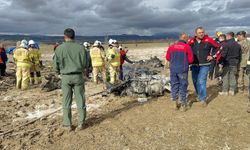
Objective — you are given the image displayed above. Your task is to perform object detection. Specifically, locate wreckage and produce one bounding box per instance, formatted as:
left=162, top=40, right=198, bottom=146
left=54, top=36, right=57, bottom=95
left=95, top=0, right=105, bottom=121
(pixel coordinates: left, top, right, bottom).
left=41, top=56, right=171, bottom=97
left=41, top=74, right=61, bottom=92
left=107, top=57, right=170, bottom=97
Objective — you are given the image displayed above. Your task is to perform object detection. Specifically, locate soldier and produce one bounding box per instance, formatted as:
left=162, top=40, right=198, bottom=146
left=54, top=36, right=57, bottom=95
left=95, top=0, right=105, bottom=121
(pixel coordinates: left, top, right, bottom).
left=13, top=40, right=32, bottom=90
left=237, top=31, right=250, bottom=92
left=90, top=40, right=106, bottom=84
left=107, top=39, right=121, bottom=84
left=28, top=40, right=42, bottom=84
left=53, top=28, right=86, bottom=131
left=53, top=28, right=87, bottom=131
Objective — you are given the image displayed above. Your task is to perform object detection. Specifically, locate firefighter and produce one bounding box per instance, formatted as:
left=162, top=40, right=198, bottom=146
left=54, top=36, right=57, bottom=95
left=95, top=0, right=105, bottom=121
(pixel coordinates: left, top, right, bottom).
left=90, top=40, right=106, bottom=84
left=13, top=40, right=32, bottom=90
left=28, top=40, right=42, bottom=84
left=107, top=39, right=120, bottom=84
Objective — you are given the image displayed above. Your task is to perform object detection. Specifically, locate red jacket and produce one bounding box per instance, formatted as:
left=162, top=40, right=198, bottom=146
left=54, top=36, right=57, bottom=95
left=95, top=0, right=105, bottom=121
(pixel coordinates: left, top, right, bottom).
left=120, top=49, right=126, bottom=65
left=166, top=40, right=193, bottom=73
left=188, top=35, right=219, bottom=65
left=0, top=48, right=3, bottom=64
left=215, top=42, right=225, bottom=62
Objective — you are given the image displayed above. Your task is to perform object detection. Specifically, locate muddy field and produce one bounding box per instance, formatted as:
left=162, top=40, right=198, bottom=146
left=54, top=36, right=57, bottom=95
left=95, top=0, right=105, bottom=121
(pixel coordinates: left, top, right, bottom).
left=0, top=43, right=249, bottom=150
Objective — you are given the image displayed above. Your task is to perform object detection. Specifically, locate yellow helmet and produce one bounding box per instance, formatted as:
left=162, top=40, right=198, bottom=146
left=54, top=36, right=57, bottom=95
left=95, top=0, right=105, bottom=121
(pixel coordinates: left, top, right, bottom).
left=216, top=31, right=222, bottom=37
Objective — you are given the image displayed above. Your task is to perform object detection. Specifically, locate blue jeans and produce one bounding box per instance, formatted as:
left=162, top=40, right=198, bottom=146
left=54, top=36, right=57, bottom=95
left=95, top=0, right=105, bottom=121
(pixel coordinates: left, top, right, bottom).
left=170, top=72, right=188, bottom=105
left=191, top=65, right=210, bottom=101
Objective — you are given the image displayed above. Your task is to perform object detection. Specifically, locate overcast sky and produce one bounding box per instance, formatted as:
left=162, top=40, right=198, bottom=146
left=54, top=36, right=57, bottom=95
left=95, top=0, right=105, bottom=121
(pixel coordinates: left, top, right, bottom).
left=0, top=0, right=249, bottom=36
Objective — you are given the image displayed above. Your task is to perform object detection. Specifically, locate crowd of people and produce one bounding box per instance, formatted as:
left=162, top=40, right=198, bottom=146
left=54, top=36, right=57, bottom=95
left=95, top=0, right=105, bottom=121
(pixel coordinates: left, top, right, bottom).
left=166, top=26, right=250, bottom=112
left=1, top=26, right=249, bottom=130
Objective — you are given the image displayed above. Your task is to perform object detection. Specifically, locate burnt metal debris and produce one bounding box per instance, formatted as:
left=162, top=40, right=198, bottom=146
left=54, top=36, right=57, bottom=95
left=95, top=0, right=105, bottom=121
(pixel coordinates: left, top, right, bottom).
left=41, top=74, right=61, bottom=92
left=41, top=56, right=171, bottom=98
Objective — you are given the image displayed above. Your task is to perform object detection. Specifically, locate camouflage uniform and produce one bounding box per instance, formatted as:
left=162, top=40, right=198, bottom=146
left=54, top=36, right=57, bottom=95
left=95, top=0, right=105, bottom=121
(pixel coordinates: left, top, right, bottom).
left=238, top=39, right=250, bottom=91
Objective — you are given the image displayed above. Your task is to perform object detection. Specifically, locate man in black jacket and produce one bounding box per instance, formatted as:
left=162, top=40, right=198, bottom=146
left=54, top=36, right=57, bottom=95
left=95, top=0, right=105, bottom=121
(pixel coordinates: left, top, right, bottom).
left=188, top=26, right=219, bottom=106
left=219, top=32, right=242, bottom=96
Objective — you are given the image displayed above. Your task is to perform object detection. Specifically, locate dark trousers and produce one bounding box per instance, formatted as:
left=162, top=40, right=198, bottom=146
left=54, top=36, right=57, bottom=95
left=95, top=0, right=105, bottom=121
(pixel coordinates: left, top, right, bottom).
left=0, top=63, right=6, bottom=76
left=120, top=65, right=123, bottom=81
left=209, top=60, right=220, bottom=79
left=170, top=72, right=188, bottom=105
left=222, top=66, right=237, bottom=92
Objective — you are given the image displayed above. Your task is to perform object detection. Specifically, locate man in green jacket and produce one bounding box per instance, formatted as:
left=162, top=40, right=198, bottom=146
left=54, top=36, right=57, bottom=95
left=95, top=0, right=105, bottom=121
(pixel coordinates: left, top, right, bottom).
left=237, top=31, right=250, bottom=92
left=53, top=28, right=87, bottom=131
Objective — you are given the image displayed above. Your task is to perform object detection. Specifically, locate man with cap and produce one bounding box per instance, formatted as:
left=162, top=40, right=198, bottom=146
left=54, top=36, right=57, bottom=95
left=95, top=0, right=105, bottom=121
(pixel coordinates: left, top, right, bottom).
left=107, top=39, right=120, bottom=84
left=13, top=40, right=32, bottom=90
left=237, top=31, right=250, bottom=92
left=53, top=28, right=87, bottom=131
left=219, top=32, right=242, bottom=96
left=90, top=40, right=106, bottom=84
left=28, top=40, right=42, bottom=84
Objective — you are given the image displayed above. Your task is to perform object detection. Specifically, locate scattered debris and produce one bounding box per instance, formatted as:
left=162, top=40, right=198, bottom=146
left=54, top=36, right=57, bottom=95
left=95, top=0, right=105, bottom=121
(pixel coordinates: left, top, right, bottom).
left=41, top=74, right=61, bottom=92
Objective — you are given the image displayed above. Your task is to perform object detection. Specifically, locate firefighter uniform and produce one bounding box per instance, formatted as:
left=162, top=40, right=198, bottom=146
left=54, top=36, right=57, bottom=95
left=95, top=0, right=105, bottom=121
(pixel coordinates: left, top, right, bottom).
left=13, top=46, right=32, bottom=90
left=29, top=47, right=42, bottom=84
left=90, top=45, right=106, bottom=83
left=107, top=46, right=120, bottom=84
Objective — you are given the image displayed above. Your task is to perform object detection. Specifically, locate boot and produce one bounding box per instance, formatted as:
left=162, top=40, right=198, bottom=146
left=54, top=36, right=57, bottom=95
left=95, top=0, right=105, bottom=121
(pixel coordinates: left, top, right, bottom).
left=172, top=100, right=179, bottom=110
left=180, top=104, right=188, bottom=112
left=219, top=91, right=228, bottom=96
left=30, top=78, right=35, bottom=85
left=229, top=91, right=235, bottom=96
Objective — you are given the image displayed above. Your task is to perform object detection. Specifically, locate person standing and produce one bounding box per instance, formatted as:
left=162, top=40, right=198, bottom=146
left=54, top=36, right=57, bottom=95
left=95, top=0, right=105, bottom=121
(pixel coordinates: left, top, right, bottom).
left=119, top=46, right=134, bottom=80
left=209, top=31, right=222, bottom=80
left=0, top=43, right=8, bottom=76
left=90, top=40, right=106, bottom=84
left=53, top=28, right=87, bottom=131
left=166, top=32, right=193, bottom=111
left=83, top=42, right=92, bottom=79
left=28, top=40, right=42, bottom=84
left=219, top=32, right=242, bottom=96
left=188, top=26, right=219, bottom=106
left=13, top=40, right=32, bottom=90
left=107, top=39, right=120, bottom=84
left=237, top=31, right=250, bottom=92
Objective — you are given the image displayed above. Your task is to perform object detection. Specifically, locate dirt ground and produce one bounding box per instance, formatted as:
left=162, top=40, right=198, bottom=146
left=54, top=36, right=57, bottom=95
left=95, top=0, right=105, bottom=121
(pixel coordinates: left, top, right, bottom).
left=0, top=42, right=249, bottom=150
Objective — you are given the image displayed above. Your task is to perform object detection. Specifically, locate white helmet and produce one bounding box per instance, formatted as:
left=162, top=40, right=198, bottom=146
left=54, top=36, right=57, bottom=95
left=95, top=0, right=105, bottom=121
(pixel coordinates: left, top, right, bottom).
left=118, top=46, right=122, bottom=50
left=83, top=42, right=89, bottom=47
left=108, top=39, right=114, bottom=45
left=20, top=39, right=28, bottom=48
left=93, top=40, right=100, bottom=47
left=28, top=40, right=35, bottom=45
